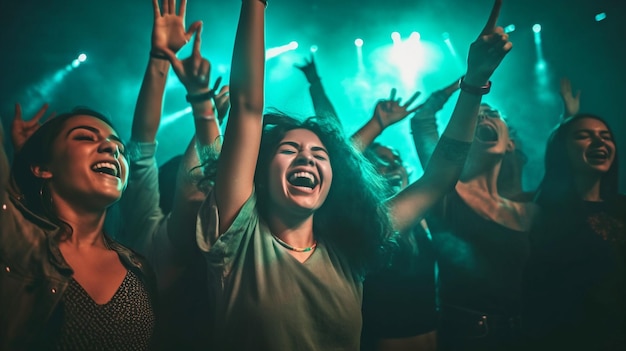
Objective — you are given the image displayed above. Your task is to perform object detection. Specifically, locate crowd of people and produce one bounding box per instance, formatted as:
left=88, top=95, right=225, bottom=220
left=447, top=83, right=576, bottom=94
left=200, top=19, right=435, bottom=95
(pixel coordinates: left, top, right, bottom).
left=1, top=0, right=624, bottom=350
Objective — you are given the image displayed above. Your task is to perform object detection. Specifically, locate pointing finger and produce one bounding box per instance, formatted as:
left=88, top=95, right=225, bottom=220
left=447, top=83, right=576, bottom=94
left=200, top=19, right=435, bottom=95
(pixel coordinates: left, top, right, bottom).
left=479, top=0, right=502, bottom=37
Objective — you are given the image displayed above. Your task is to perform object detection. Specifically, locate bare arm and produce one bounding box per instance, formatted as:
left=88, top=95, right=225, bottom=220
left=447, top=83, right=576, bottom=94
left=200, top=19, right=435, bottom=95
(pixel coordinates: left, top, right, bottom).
left=214, top=0, right=266, bottom=235
left=351, top=89, right=422, bottom=151
left=132, top=0, right=200, bottom=142
left=559, top=76, right=580, bottom=119
left=389, top=0, right=511, bottom=233
left=295, top=55, right=340, bottom=124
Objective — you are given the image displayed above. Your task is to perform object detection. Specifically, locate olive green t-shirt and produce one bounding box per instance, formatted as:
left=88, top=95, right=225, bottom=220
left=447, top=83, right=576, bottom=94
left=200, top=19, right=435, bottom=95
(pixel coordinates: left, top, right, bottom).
left=197, top=192, right=363, bottom=351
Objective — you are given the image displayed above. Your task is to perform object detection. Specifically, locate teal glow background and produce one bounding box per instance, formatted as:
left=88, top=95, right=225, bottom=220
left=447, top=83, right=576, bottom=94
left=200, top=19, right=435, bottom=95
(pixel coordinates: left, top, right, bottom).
left=1, top=0, right=624, bottom=191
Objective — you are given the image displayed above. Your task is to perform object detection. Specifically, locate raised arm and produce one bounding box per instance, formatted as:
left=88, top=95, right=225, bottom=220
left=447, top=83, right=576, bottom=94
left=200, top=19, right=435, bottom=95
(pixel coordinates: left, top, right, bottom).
left=351, top=88, right=422, bottom=151
left=389, top=0, right=511, bottom=233
left=215, top=0, right=266, bottom=234
left=133, top=0, right=200, bottom=142
left=166, top=24, right=222, bottom=256
left=559, top=76, right=580, bottom=119
left=120, top=0, right=199, bottom=252
left=11, top=103, right=53, bottom=153
left=410, top=78, right=460, bottom=169
left=295, top=55, right=340, bottom=124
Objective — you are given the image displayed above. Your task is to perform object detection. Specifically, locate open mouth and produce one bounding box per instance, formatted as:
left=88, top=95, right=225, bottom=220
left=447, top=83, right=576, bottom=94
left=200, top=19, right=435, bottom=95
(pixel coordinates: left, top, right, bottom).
left=288, top=171, right=318, bottom=189
left=586, top=149, right=609, bottom=162
left=91, top=162, right=120, bottom=178
left=475, top=124, right=498, bottom=142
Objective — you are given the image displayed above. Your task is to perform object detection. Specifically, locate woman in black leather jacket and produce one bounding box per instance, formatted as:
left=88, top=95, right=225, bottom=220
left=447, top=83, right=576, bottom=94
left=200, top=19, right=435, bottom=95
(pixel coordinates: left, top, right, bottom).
left=0, top=109, right=158, bottom=350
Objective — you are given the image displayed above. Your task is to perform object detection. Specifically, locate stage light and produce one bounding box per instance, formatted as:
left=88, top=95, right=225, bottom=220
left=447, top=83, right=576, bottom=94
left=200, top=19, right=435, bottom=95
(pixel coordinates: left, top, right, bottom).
left=532, top=24, right=542, bottom=33
left=595, top=13, right=606, bottom=22
left=266, top=41, right=299, bottom=60
left=504, top=24, right=516, bottom=33
left=310, top=45, right=318, bottom=53
left=71, top=59, right=80, bottom=68
left=354, top=38, right=363, bottom=47
left=391, top=32, right=401, bottom=44
left=78, top=53, right=87, bottom=62
left=409, top=32, right=420, bottom=42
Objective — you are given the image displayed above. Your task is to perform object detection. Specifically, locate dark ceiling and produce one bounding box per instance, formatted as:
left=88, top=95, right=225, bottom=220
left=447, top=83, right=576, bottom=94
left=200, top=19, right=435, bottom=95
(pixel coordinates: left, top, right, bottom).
left=1, top=0, right=625, bottom=189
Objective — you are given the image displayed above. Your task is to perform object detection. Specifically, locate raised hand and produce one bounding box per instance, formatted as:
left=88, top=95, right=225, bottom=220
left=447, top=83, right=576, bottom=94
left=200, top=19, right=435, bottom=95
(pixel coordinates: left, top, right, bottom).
left=151, top=0, right=202, bottom=59
left=374, top=88, right=423, bottom=129
left=294, top=55, right=320, bottom=83
left=168, top=24, right=212, bottom=95
left=559, top=77, right=581, bottom=118
left=465, top=0, right=512, bottom=86
left=214, top=84, right=231, bottom=125
left=11, top=103, right=54, bottom=152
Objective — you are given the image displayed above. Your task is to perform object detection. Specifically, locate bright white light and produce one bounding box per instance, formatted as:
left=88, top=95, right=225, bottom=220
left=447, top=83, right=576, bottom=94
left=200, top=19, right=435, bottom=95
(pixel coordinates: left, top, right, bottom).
left=391, top=32, right=401, bottom=44
left=532, top=24, right=542, bottom=33
left=595, top=13, right=606, bottom=22
left=504, top=24, right=516, bottom=33
left=409, top=32, right=420, bottom=41
left=310, top=45, right=318, bottom=53
left=354, top=38, right=363, bottom=47
left=78, top=53, right=87, bottom=62
left=266, top=42, right=299, bottom=60
left=71, top=59, right=80, bottom=68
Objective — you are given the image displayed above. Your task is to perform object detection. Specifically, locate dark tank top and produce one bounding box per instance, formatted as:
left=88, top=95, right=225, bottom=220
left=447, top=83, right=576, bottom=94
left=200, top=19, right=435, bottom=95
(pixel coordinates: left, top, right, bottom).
left=429, top=191, right=530, bottom=315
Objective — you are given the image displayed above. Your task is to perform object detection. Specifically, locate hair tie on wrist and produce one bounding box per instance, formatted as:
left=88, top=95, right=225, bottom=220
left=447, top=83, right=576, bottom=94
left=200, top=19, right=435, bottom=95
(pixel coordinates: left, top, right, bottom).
left=149, top=52, right=169, bottom=60
left=459, top=76, right=491, bottom=95
left=186, top=90, right=215, bottom=103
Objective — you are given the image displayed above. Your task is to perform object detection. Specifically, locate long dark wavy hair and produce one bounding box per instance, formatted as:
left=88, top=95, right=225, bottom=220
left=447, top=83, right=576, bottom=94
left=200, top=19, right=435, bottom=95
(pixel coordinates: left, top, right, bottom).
left=535, top=113, right=620, bottom=211
left=204, top=112, right=396, bottom=274
left=258, top=113, right=396, bottom=274
left=11, top=108, right=118, bottom=240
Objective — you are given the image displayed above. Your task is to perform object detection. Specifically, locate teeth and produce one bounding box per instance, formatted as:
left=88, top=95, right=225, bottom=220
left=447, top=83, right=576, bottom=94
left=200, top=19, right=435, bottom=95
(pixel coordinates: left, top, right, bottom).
left=92, top=162, right=118, bottom=177
left=288, top=171, right=317, bottom=188
left=289, top=172, right=315, bottom=182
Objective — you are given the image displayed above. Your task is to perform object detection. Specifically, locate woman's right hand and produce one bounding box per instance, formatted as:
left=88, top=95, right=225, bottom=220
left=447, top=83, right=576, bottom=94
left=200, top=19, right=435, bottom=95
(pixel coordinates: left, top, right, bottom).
left=151, top=0, right=201, bottom=59
left=465, top=0, right=512, bottom=86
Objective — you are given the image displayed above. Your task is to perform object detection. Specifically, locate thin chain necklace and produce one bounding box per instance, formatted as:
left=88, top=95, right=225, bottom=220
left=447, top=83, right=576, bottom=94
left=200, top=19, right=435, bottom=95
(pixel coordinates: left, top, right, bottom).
left=271, top=234, right=317, bottom=253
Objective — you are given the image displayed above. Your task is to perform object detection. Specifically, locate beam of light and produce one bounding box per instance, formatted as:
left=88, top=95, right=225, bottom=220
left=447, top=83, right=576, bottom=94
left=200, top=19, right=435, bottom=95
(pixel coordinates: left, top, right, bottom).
left=391, top=32, right=401, bottom=45
left=504, top=24, right=516, bottom=33
left=442, top=32, right=456, bottom=57
left=266, top=41, right=299, bottom=60
left=532, top=24, right=551, bottom=102
left=355, top=39, right=364, bottom=73
left=20, top=53, right=87, bottom=115
left=442, top=32, right=464, bottom=72
left=595, top=13, right=606, bottom=22
left=161, top=106, right=192, bottom=128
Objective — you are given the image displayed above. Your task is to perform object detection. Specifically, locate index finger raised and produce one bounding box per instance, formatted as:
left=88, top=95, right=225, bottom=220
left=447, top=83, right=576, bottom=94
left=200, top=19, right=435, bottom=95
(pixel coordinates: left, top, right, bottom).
left=479, top=0, right=502, bottom=37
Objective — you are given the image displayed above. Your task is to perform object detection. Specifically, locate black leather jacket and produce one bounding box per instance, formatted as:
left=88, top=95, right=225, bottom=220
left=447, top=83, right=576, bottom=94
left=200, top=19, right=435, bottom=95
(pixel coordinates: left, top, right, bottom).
left=0, top=183, right=158, bottom=351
